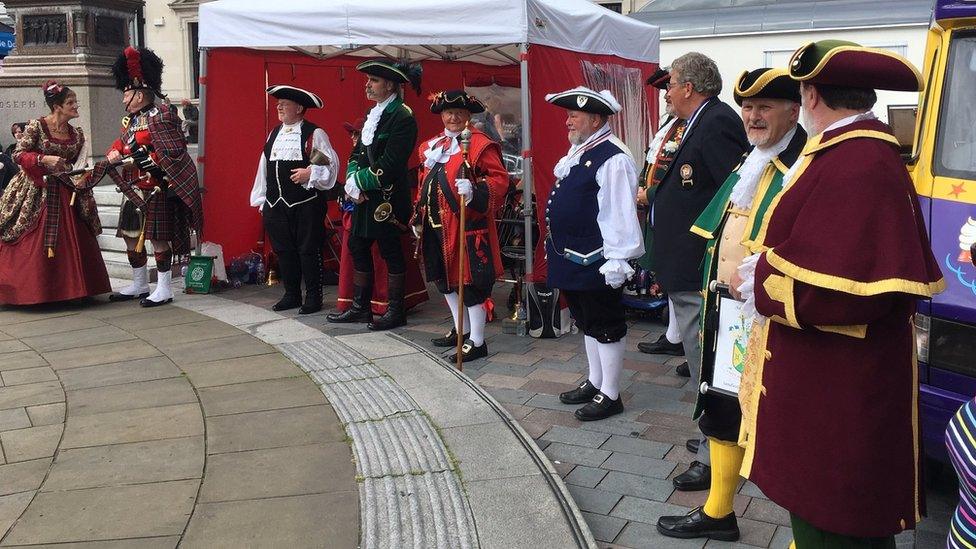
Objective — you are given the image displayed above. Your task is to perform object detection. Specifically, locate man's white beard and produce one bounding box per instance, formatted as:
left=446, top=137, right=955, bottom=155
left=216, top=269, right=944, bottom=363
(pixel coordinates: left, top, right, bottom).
left=568, top=130, right=591, bottom=146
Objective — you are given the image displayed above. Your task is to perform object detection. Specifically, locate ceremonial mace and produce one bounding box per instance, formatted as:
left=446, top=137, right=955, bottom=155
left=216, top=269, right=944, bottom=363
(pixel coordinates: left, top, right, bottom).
left=455, top=127, right=473, bottom=372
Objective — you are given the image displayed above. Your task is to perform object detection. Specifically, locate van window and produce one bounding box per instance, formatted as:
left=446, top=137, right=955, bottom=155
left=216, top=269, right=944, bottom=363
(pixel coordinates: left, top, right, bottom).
left=935, top=33, right=976, bottom=180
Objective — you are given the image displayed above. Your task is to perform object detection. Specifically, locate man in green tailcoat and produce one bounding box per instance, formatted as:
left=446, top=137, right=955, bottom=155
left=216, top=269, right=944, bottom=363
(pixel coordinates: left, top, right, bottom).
left=657, top=67, right=806, bottom=542
left=327, top=59, right=421, bottom=331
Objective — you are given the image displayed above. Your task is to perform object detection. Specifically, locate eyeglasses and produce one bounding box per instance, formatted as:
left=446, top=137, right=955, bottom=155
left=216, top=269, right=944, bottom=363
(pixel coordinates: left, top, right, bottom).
left=666, top=81, right=688, bottom=91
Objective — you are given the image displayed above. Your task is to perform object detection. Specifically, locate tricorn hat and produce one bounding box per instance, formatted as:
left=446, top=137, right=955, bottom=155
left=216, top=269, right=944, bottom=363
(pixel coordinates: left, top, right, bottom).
left=112, top=46, right=164, bottom=94
left=429, top=90, right=486, bottom=114
left=645, top=67, right=670, bottom=90
left=545, top=86, right=621, bottom=115
left=266, top=85, right=323, bottom=109
left=356, top=59, right=423, bottom=95
left=733, top=68, right=801, bottom=106
left=788, top=40, right=923, bottom=92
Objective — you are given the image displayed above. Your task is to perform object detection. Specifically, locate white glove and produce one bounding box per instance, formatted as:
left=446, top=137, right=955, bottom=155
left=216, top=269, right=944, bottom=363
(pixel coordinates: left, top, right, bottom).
left=344, top=176, right=361, bottom=201
left=599, top=259, right=634, bottom=289
left=412, top=224, right=422, bottom=239
left=455, top=178, right=473, bottom=205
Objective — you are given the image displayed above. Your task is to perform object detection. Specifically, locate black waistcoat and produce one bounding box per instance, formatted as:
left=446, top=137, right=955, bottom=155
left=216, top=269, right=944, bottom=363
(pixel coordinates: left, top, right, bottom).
left=264, top=120, right=319, bottom=208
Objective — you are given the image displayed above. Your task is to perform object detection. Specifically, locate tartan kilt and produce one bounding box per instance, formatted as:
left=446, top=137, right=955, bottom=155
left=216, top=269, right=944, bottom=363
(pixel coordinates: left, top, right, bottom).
left=115, top=189, right=174, bottom=241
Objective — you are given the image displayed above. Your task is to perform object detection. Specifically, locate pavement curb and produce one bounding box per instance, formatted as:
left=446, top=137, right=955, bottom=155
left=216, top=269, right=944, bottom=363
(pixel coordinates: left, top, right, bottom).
left=174, top=294, right=596, bottom=549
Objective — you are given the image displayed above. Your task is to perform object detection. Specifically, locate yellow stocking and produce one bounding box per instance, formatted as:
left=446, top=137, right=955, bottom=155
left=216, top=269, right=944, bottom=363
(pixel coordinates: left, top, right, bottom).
left=703, top=438, right=745, bottom=519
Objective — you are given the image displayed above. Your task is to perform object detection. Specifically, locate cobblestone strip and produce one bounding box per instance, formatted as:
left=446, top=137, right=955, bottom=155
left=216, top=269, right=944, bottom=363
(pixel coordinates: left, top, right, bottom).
left=277, top=338, right=477, bottom=549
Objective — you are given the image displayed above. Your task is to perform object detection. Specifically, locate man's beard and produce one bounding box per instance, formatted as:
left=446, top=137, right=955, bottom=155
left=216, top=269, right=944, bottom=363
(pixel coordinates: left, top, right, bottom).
left=747, top=127, right=770, bottom=148
left=568, top=129, right=591, bottom=145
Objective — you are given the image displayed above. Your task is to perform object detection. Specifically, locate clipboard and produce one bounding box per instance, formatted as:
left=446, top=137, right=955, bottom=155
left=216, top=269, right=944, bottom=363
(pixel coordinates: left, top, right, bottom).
left=699, top=282, right=748, bottom=399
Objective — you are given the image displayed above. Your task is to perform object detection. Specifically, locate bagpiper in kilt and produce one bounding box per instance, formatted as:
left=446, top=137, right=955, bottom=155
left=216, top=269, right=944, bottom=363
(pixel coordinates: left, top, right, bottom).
left=105, top=46, right=203, bottom=308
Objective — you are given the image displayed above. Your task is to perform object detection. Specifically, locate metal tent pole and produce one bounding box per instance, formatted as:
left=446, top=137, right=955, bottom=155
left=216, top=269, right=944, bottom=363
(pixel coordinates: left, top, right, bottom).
left=519, top=42, right=534, bottom=306
left=195, top=47, right=208, bottom=254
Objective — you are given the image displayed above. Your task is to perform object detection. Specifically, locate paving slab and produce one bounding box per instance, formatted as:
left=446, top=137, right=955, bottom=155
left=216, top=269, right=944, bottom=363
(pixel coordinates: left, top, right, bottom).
left=198, top=442, right=354, bottom=503
left=20, top=325, right=135, bottom=353
left=0, top=409, right=31, bottom=432
left=2, top=479, right=199, bottom=545
left=181, top=492, right=359, bottom=549
left=440, top=421, right=541, bottom=482
left=0, top=458, right=51, bottom=496
left=0, top=424, right=62, bottom=462
left=0, top=491, right=35, bottom=542
left=0, top=351, right=47, bottom=371
left=465, top=474, right=582, bottom=549
left=178, top=353, right=302, bottom=387
left=66, top=378, right=197, bottom=417
left=57, top=356, right=182, bottom=391
left=1, top=315, right=107, bottom=339
left=0, top=381, right=63, bottom=411
left=139, top=320, right=243, bottom=348
left=0, top=367, right=57, bottom=387
left=60, top=403, right=203, bottom=449
left=101, top=307, right=208, bottom=331
left=195, top=376, right=327, bottom=417
left=161, top=334, right=275, bottom=365
left=205, top=405, right=345, bottom=454
left=42, top=437, right=204, bottom=491
left=43, top=340, right=161, bottom=370
left=3, top=538, right=181, bottom=549
left=24, top=403, right=64, bottom=427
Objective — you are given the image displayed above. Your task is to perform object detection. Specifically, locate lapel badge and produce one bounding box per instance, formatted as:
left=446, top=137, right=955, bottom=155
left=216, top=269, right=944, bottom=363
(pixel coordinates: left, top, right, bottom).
left=680, top=163, right=694, bottom=188
left=576, top=96, right=588, bottom=108
left=585, top=160, right=592, bottom=167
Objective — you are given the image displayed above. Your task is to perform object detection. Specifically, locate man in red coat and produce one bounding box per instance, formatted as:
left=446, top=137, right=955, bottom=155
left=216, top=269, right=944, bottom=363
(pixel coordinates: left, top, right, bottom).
left=737, top=40, right=945, bottom=546
left=105, top=47, right=203, bottom=308
left=413, top=90, right=508, bottom=362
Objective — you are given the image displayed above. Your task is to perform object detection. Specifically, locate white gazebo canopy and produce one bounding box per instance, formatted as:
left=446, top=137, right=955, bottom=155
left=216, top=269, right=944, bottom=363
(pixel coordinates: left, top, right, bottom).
left=199, top=0, right=660, bottom=65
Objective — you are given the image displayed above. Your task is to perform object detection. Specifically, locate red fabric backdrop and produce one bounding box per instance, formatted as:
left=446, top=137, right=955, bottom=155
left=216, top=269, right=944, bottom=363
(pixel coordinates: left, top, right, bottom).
left=201, top=47, right=656, bottom=278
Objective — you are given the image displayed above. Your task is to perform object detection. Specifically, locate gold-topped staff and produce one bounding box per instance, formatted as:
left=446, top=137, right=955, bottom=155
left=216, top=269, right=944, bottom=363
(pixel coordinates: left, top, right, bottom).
left=455, top=126, right=473, bottom=372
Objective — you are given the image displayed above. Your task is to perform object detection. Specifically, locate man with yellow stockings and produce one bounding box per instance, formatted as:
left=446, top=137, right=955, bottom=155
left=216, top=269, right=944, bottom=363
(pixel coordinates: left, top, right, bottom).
left=657, top=68, right=805, bottom=541
left=738, top=41, right=943, bottom=547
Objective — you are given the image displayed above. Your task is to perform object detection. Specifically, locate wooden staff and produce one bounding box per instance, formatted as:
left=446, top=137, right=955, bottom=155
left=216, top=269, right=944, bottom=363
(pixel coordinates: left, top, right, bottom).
left=455, top=127, right=473, bottom=372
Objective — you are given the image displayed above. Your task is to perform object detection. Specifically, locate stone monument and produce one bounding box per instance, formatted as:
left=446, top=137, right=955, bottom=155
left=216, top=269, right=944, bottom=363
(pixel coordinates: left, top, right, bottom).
left=0, top=0, right=143, bottom=154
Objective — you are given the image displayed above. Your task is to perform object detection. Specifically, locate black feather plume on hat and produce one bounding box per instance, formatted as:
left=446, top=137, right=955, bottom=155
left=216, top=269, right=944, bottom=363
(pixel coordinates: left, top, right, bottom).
left=111, top=47, right=165, bottom=94
left=397, top=62, right=423, bottom=96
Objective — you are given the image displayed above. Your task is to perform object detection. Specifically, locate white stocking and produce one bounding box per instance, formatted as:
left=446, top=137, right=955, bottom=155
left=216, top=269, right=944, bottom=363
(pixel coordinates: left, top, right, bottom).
left=666, top=298, right=682, bottom=344
left=584, top=336, right=603, bottom=388
left=444, top=292, right=470, bottom=335
left=467, top=304, right=487, bottom=346
left=597, top=339, right=626, bottom=400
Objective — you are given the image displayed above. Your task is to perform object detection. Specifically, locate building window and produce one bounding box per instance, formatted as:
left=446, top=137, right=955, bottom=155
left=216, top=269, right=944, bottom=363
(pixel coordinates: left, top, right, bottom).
left=599, top=2, right=623, bottom=13
left=188, top=21, right=199, bottom=99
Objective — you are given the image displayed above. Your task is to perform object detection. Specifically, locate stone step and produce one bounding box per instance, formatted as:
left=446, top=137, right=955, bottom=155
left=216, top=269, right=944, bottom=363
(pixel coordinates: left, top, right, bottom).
left=93, top=186, right=122, bottom=207
left=98, top=208, right=120, bottom=229
left=96, top=234, right=129, bottom=253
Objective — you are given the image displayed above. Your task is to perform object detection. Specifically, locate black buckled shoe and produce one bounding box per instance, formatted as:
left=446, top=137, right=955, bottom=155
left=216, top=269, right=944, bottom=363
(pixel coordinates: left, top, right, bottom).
left=685, top=438, right=700, bottom=454
left=657, top=507, right=739, bottom=541
left=637, top=334, right=685, bottom=356
left=559, top=380, right=600, bottom=405
left=673, top=461, right=711, bottom=491
left=109, top=291, right=150, bottom=302
left=574, top=392, right=623, bottom=421
left=432, top=329, right=468, bottom=348
left=272, top=294, right=302, bottom=312
left=675, top=361, right=690, bottom=378
left=448, top=340, right=488, bottom=363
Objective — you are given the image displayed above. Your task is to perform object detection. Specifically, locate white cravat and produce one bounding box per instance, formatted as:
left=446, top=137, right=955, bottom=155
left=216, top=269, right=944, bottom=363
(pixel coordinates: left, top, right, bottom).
left=361, top=94, right=396, bottom=147
left=730, top=126, right=797, bottom=210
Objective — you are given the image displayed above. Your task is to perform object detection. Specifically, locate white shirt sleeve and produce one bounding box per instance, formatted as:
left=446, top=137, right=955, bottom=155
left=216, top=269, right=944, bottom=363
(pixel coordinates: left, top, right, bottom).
left=596, top=152, right=645, bottom=260
left=305, top=128, right=339, bottom=191
left=250, top=153, right=267, bottom=209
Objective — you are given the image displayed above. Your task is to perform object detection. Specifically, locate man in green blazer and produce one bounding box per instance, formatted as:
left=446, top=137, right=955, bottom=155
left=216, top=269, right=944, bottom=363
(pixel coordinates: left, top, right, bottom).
left=327, top=59, right=420, bottom=330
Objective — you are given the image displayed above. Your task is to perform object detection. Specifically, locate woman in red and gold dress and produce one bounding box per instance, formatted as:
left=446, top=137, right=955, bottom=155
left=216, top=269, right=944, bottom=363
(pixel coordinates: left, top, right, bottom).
left=0, top=81, right=110, bottom=305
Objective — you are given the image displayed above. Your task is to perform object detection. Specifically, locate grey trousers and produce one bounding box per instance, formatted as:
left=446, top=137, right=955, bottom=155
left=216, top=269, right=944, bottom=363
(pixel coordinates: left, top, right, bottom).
left=669, top=290, right=710, bottom=465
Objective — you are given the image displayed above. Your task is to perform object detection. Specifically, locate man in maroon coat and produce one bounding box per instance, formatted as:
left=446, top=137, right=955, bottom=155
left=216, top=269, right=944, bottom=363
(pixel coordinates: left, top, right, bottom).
left=737, top=40, right=945, bottom=546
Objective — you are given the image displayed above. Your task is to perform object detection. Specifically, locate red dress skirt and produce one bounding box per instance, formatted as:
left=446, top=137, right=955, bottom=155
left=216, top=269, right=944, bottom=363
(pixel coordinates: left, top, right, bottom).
left=0, top=187, right=111, bottom=305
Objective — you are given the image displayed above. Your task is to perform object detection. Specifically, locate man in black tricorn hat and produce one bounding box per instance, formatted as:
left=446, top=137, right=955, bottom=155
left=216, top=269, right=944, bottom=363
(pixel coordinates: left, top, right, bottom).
left=106, top=46, right=203, bottom=308
left=250, top=85, right=339, bottom=314
left=327, top=59, right=422, bottom=331
left=545, top=86, right=644, bottom=421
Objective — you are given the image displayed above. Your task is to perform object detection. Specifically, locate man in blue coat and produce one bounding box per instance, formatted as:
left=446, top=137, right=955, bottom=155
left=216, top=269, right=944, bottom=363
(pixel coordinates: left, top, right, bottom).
left=649, top=52, right=749, bottom=490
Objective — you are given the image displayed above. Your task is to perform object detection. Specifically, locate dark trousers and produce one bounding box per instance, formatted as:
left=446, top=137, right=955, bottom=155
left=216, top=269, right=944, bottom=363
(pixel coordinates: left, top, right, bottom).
left=263, top=199, right=326, bottom=299
left=791, top=514, right=895, bottom=549
left=347, top=233, right=406, bottom=276
left=562, top=287, right=627, bottom=343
